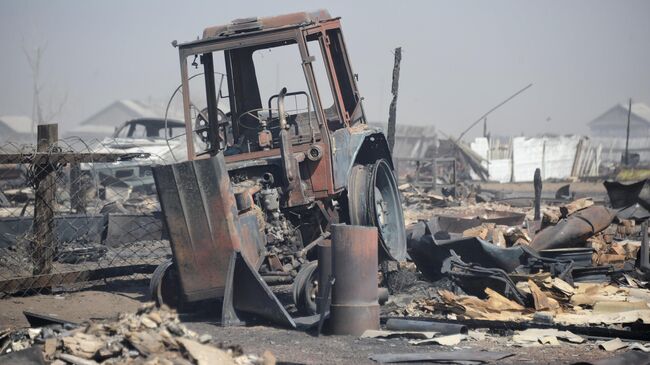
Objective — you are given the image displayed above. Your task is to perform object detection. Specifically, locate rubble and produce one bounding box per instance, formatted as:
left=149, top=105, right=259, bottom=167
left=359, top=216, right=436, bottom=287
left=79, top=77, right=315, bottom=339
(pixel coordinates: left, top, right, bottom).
left=0, top=303, right=273, bottom=365
left=512, top=328, right=585, bottom=347
left=388, top=178, right=650, bottom=352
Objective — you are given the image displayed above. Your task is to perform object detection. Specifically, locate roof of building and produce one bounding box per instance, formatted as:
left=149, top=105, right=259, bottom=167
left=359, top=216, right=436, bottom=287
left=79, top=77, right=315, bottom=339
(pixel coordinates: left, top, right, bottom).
left=0, top=115, right=33, bottom=134
left=589, top=102, right=650, bottom=127
left=68, top=99, right=184, bottom=139
left=369, top=121, right=438, bottom=159
left=79, top=100, right=158, bottom=127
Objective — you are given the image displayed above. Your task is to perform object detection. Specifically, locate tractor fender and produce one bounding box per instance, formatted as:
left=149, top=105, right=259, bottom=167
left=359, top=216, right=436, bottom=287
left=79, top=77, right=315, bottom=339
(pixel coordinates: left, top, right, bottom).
left=330, top=125, right=394, bottom=191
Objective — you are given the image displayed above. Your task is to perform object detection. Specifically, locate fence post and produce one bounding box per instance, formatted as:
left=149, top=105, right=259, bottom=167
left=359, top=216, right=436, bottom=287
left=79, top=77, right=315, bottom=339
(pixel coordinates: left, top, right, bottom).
left=32, top=123, right=58, bottom=275
left=70, top=162, right=85, bottom=214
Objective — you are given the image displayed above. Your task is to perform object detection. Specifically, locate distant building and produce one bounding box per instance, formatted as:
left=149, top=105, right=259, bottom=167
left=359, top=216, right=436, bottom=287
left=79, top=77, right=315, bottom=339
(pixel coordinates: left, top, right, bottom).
left=369, top=121, right=437, bottom=159
left=67, top=100, right=183, bottom=140
left=0, top=115, right=34, bottom=143
left=588, top=102, right=650, bottom=138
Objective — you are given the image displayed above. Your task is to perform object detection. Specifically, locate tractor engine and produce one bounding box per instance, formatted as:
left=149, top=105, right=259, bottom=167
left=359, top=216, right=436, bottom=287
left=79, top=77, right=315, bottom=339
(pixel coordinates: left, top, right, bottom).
left=257, top=186, right=305, bottom=274
left=231, top=174, right=309, bottom=277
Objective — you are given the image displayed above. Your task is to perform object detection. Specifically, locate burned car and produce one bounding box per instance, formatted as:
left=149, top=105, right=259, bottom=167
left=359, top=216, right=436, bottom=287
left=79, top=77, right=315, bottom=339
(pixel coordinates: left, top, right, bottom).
left=82, top=118, right=187, bottom=200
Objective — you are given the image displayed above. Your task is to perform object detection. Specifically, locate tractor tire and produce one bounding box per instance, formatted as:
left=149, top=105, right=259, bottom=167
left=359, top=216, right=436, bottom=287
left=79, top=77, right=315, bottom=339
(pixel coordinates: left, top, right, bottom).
left=149, top=259, right=182, bottom=309
left=348, top=159, right=407, bottom=261
left=292, top=261, right=319, bottom=315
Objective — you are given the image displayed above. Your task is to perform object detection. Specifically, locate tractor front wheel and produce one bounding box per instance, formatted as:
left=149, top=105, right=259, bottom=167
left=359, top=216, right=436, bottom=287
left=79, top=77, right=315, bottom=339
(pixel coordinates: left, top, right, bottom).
left=347, top=159, right=407, bottom=261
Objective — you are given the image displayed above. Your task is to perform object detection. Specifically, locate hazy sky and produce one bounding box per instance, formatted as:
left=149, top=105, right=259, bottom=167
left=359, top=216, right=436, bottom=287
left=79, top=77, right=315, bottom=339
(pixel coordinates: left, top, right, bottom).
left=1, top=0, right=649, bottom=140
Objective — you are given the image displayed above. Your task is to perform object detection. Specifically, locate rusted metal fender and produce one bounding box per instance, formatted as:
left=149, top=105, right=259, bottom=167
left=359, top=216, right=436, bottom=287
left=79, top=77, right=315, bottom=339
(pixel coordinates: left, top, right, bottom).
left=530, top=206, right=615, bottom=251
left=330, top=125, right=393, bottom=191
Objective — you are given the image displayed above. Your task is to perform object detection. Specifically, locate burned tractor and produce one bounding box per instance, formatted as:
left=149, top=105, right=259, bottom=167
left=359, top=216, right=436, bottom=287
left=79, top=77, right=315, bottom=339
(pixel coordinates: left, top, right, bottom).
left=150, top=10, right=405, bottom=326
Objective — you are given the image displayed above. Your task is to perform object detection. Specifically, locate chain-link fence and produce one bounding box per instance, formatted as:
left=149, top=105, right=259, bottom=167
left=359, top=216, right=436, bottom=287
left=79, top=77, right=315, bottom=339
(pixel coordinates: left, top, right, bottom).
left=394, top=157, right=457, bottom=189
left=0, top=128, right=174, bottom=296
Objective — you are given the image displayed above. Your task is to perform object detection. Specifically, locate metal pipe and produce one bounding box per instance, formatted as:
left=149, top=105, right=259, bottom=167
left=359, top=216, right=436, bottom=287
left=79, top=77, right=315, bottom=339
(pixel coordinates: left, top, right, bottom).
left=277, top=87, right=288, bottom=130
left=329, top=224, right=379, bottom=335
left=640, top=220, right=649, bottom=272
left=317, top=239, right=332, bottom=314
left=262, top=275, right=293, bottom=285
left=299, top=231, right=331, bottom=258
left=385, top=318, right=468, bottom=335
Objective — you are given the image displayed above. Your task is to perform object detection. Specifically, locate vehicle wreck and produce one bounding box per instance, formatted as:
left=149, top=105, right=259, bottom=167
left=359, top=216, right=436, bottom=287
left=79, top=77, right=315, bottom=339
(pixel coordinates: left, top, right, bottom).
left=150, top=10, right=406, bottom=325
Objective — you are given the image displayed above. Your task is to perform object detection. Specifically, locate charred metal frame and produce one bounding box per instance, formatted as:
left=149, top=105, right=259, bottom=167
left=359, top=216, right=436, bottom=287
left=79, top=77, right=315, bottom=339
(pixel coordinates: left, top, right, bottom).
left=176, top=16, right=378, bottom=196
left=153, top=12, right=405, bottom=324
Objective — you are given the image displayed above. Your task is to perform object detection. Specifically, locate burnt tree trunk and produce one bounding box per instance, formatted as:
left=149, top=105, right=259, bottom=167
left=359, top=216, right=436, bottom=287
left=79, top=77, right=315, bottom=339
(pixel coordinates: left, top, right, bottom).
left=387, top=47, right=402, bottom=152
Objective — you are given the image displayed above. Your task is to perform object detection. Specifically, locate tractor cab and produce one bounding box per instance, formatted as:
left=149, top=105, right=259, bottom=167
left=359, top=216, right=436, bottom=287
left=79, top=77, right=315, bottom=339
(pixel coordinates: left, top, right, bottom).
left=175, top=10, right=365, bottom=159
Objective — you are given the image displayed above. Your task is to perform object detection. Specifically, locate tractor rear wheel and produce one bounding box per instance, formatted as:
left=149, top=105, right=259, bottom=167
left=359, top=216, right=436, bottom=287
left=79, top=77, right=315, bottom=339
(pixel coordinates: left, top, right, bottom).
left=149, top=259, right=182, bottom=309
left=348, top=159, right=407, bottom=261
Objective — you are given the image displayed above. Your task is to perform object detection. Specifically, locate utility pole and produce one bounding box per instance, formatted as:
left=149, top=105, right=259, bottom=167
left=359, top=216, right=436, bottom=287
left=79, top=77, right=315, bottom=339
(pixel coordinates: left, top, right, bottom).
left=387, top=47, right=402, bottom=152
left=624, top=98, right=632, bottom=166
left=456, top=83, right=533, bottom=142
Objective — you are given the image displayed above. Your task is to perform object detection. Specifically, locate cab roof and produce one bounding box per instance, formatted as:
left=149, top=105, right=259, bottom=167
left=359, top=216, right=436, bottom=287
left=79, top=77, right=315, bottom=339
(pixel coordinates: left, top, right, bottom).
left=201, top=9, right=333, bottom=40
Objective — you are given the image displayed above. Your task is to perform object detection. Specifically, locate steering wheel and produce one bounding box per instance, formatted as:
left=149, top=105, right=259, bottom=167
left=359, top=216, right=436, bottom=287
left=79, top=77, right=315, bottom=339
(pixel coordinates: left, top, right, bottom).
left=235, top=108, right=279, bottom=130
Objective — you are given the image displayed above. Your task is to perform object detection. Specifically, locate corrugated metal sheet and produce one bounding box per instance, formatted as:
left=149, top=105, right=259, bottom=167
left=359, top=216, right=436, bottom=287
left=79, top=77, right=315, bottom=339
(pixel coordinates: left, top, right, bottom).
left=512, top=136, right=580, bottom=181
left=471, top=135, right=596, bottom=182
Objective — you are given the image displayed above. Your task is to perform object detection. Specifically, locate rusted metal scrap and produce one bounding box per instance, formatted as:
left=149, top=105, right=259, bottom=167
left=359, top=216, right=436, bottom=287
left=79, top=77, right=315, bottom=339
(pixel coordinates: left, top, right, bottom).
left=329, top=224, right=380, bottom=336
left=604, top=179, right=650, bottom=210
left=152, top=153, right=294, bottom=328
left=604, top=179, right=650, bottom=220
left=530, top=206, right=616, bottom=251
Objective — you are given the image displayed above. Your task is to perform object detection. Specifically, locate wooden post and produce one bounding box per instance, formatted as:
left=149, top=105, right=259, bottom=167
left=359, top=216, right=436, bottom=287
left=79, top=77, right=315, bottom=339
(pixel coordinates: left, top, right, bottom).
left=32, top=123, right=58, bottom=275
left=432, top=158, right=438, bottom=190
left=387, top=47, right=402, bottom=152
left=625, top=98, right=632, bottom=165
left=533, top=168, right=542, bottom=221
left=70, top=163, right=85, bottom=214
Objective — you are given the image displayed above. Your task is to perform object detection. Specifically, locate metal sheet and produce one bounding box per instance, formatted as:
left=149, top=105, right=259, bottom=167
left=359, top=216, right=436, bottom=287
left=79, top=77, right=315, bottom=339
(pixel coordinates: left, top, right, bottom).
left=331, top=127, right=390, bottom=191
left=368, top=351, right=514, bottom=364
left=231, top=252, right=296, bottom=328
left=385, top=318, right=467, bottom=335
left=539, top=248, right=594, bottom=268
left=408, top=235, right=527, bottom=279
left=153, top=154, right=240, bottom=301
left=604, top=179, right=649, bottom=208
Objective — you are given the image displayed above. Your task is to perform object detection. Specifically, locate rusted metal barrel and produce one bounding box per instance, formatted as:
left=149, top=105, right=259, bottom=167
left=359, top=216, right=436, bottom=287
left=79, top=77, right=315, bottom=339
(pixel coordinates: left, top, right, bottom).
left=316, top=239, right=332, bottom=314
left=329, top=224, right=379, bottom=335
